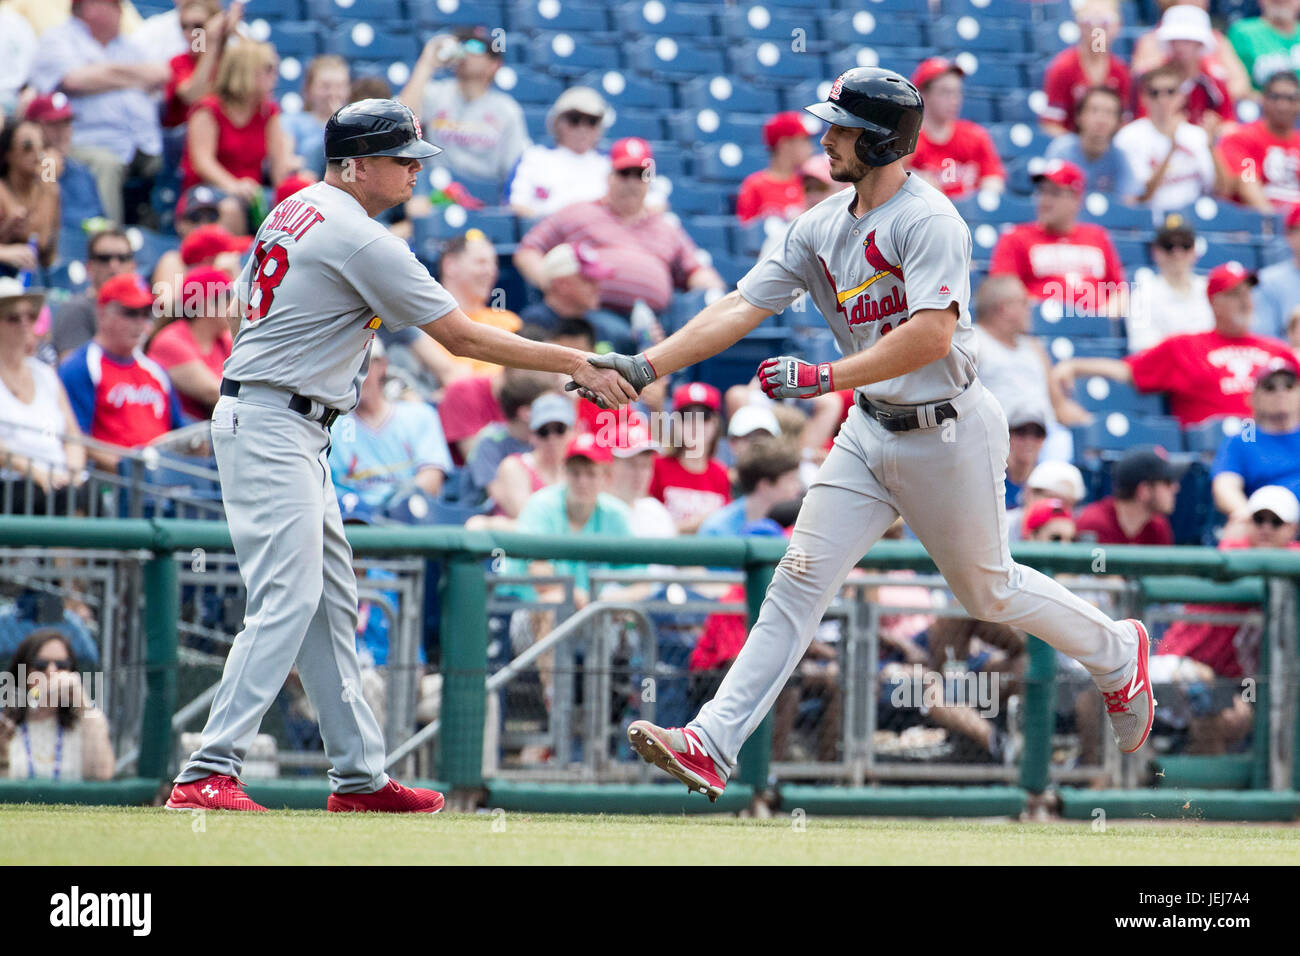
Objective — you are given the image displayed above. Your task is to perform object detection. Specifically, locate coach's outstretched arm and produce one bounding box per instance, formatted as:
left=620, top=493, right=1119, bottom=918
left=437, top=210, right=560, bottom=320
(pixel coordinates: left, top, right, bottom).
left=420, top=308, right=637, bottom=409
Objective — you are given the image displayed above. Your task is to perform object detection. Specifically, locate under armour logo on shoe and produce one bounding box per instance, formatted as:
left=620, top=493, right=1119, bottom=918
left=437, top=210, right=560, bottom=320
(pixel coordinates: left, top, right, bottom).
left=201, top=784, right=218, bottom=798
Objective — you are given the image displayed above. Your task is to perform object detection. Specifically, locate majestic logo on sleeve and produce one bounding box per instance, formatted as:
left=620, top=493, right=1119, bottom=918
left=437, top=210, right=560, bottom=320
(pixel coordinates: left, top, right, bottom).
left=817, top=229, right=909, bottom=331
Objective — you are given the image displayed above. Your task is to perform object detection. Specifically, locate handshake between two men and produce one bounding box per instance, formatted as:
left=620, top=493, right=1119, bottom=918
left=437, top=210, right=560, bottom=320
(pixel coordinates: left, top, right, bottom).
left=567, top=350, right=836, bottom=407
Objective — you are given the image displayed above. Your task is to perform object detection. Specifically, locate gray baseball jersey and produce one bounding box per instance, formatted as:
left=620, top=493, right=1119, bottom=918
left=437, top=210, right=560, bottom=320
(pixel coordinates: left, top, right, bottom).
left=738, top=173, right=977, bottom=406
left=226, top=181, right=458, bottom=410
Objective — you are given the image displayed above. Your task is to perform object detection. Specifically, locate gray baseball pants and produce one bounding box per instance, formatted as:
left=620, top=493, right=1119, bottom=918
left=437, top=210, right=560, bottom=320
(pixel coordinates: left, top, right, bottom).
left=689, top=383, right=1137, bottom=772
left=175, top=389, right=388, bottom=793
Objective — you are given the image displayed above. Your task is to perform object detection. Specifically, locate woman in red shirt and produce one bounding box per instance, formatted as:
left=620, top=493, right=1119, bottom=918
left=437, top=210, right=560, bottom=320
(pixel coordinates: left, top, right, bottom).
left=180, top=39, right=294, bottom=233
left=162, top=0, right=232, bottom=128
left=650, top=382, right=731, bottom=534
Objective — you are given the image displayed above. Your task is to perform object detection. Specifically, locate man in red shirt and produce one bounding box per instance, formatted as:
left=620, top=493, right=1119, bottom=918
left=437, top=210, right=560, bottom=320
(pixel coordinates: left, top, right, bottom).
left=514, top=137, right=725, bottom=319
left=1040, top=0, right=1132, bottom=135
left=1051, top=261, right=1300, bottom=425
left=1217, top=70, right=1300, bottom=215
left=989, top=159, right=1125, bottom=314
left=57, top=273, right=184, bottom=470
left=905, top=58, right=1004, bottom=199
left=1075, top=448, right=1181, bottom=545
left=734, top=112, right=813, bottom=224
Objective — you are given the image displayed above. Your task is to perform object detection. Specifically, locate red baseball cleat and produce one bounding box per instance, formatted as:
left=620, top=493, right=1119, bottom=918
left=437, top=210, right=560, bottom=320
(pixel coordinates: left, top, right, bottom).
left=326, top=778, right=445, bottom=813
left=628, top=720, right=726, bottom=802
left=1100, top=619, right=1157, bottom=754
left=165, top=774, right=268, bottom=812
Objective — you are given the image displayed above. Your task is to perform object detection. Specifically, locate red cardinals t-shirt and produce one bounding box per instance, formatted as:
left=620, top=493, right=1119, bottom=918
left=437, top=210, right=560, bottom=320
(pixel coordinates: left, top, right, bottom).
left=908, top=120, right=1005, bottom=198
left=180, top=95, right=280, bottom=194
left=1125, top=330, right=1300, bottom=425
left=1075, top=497, right=1174, bottom=546
left=989, top=222, right=1124, bottom=310
left=1216, top=121, right=1300, bottom=213
left=735, top=170, right=806, bottom=224
left=1042, top=48, right=1132, bottom=131
left=650, top=455, right=731, bottom=526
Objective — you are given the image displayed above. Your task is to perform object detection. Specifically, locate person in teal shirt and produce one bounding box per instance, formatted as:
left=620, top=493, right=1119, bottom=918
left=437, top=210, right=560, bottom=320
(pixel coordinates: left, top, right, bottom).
left=508, top=432, right=638, bottom=600
left=1228, top=1, right=1300, bottom=90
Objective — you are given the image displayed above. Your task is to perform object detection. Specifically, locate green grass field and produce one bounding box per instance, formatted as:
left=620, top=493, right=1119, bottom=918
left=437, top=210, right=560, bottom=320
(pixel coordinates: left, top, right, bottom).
left=3, top=805, right=1298, bottom=864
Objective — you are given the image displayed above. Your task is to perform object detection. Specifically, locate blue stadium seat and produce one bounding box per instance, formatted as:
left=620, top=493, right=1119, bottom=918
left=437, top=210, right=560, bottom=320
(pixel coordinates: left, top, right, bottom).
left=410, top=0, right=506, bottom=29
left=521, top=104, right=550, bottom=141
left=1111, top=238, right=1150, bottom=269
left=251, top=0, right=305, bottom=21
left=613, top=108, right=668, bottom=142
left=1047, top=337, right=1128, bottom=360
left=327, top=24, right=421, bottom=62
left=989, top=122, right=1054, bottom=159
left=497, top=68, right=566, bottom=106
left=679, top=75, right=782, bottom=115
left=411, top=209, right=516, bottom=261
left=1195, top=240, right=1260, bottom=271
left=856, top=0, right=930, bottom=12
left=934, top=17, right=1028, bottom=53
left=821, top=10, right=929, bottom=47
left=307, top=0, right=404, bottom=21
left=721, top=5, right=822, bottom=42
left=515, top=0, right=612, bottom=32
left=531, top=33, right=623, bottom=75
left=1031, top=304, right=1119, bottom=339
left=942, top=0, right=1038, bottom=18
left=955, top=58, right=1026, bottom=91
left=579, top=70, right=675, bottom=110
left=695, top=327, right=793, bottom=392
left=126, top=227, right=178, bottom=277
left=694, top=142, right=766, bottom=184
left=1073, top=377, right=1165, bottom=418
left=963, top=93, right=997, bottom=125
left=710, top=253, right=754, bottom=288
left=643, top=141, right=689, bottom=179
left=730, top=43, right=828, bottom=81
left=665, top=179, right=730, bottom=216
left=265, top=22, right=324, bottom=59
left=1029, top=20, right=1072, bottom=56
left=666, top=110, right=767, bottom=146
left=1073, top=415, right=1184, bottom=455
left=628, top=36, right=727, bottom=80
left=681, top=215, right=733, bottom=258
left=996, top=89, right=1040, bottom=124
left=952, top=192, right=1036, bottom=225
left=1078, top=199, right=1153, bottom=232
left=1182, top=418, right=1241, bottom=455
left=1178, top=199, right=1277, bottom=236
left=614, top=1, right=718, bottom=37
left=43, top=261, right=89, bottom=295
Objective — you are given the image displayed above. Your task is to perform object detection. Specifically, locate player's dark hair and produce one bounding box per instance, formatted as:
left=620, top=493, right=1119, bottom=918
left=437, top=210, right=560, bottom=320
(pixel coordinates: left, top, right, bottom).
left=0, top=120, right=40, bottom=181
left=498, top=377, right=551, bottom=420
left=1073, top=86, right=1123, bottom=120
left=4, top=629, right=82, bottom=730
left=735, top=436, right=802, bottom=496
left=1263, top=70, right=1300, bottom=96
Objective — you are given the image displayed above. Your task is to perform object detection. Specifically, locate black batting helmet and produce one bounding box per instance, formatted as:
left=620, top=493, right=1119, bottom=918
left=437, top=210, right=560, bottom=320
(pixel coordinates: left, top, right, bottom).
left=804, top=67, right=924, bottom=168
left=324, top=98, right=442, bottom=162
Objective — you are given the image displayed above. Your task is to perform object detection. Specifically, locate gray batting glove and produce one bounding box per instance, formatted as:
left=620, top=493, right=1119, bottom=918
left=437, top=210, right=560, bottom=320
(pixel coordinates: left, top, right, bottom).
left=588, top=352, right=658, bottom=394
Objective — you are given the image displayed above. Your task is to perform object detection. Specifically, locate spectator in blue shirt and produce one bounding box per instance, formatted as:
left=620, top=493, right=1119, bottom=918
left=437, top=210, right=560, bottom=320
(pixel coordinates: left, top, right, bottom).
left=698, top=437, right=803, bottom=538
left=328, top=339, right=453, bottom=511
left=1253, top=205, right=1300, bottom=341
left=1212, top=365, right=1300, bottom=531
left=22, top=94, right=104, bottom=238
left=280, top=54, right=350, bottom=179
left=30, top=0, right=169, bottom=225
left=1044, top=87, right=1140, bottom=200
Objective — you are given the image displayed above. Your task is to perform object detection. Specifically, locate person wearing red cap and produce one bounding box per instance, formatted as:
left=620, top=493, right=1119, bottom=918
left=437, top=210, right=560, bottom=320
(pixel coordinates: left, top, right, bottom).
left=1022, top=497, right=1078, bottom=542
left=1052, top=261, right=1300, bottom=426
left=0, top=119, right=59, bottom=276
left=515, top=136, right=725, bottom=322
left=146, top=266, right=234, bottom=420
left=22, top=93, right=106, bottom=235
left=509, top=430, right=634, bottom=603
left=1217, top=70, right=1300, bottom=217
left=1254, top=203, right=1300, bottom=339
left=988, top=159, right=1126, bottom=313
left=1040, top=0, right=1133, bottom=136
left=905, top=59, right=1004, bottom=200
left=57, top=273, right=183, bottom=469
left=649, top=382, right=731, bottom=534
left=1114, top=63, right=1221, bottom=217
left=734, top=112, right=813, bottom=224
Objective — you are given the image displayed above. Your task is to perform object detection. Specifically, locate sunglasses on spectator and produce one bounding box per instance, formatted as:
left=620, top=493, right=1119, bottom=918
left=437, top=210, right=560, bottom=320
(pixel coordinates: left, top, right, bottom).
left=1010, top=423, right=1047, bottom=439
left=1047, top=533, right=1074, bottom=542
left=1258, top=377, right=1297, bottom=392
left=31, top=658, right=73, bottom=672
left=1145, top=86, right=1180, bottom=99
left=1252, top=511, right=1286, bottom=528
left=615, top=167, right=649, bottom=179
left=560, top=112, right=601, bottom=127
left=1157, top=239, right=1194, bottom=252
left=534, top=423, right=570, bottom=439
left=3, top=309, right=38, bottom=325
left=183, top=208, right=221, bottom=225
left=1266, top=91, right=1300, bottom=102
left=90, top=251, right=134, bottom=264
left=114, top=306, right=154, bottom=321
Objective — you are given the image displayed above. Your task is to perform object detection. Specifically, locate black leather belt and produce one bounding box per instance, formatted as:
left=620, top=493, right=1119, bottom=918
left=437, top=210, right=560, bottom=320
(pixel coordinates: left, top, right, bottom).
left=856, top=391, right=958, bottom=432
left=220, top=379, right=343, bottom=429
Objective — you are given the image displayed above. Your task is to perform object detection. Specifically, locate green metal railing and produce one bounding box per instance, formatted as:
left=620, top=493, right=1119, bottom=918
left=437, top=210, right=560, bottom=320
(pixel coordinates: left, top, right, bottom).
left=1, top=517, right=1298, bottom=814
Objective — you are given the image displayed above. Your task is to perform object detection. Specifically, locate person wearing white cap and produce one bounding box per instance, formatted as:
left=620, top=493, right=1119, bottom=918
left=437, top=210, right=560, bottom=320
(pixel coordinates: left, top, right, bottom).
left=0, top=279, right=86, bottom=514
left=1131, top=0, right=1251, bottom=102
left=724, top=403, right=781, bottom=477
left=1213, top=364, right=1300, bottom=532
left=1228, top=0, right=1300, bottom=92
left=1006, top=459, right=1087, bottom=541
left=508, top=86, right=613, bottom=219
left=1148, top=5, right=1236, bottom=136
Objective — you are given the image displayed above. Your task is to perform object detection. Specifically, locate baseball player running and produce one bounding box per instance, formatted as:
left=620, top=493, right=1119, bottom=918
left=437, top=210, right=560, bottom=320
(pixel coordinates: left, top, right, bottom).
left=586, top=68, right=1155, bottom=801
left=166, top=99, right=634, bottom=813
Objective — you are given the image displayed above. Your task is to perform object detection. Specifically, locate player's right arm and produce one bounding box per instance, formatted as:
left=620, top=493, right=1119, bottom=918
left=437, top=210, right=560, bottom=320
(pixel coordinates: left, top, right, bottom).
left=644, top=291, right=772, bottom=377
